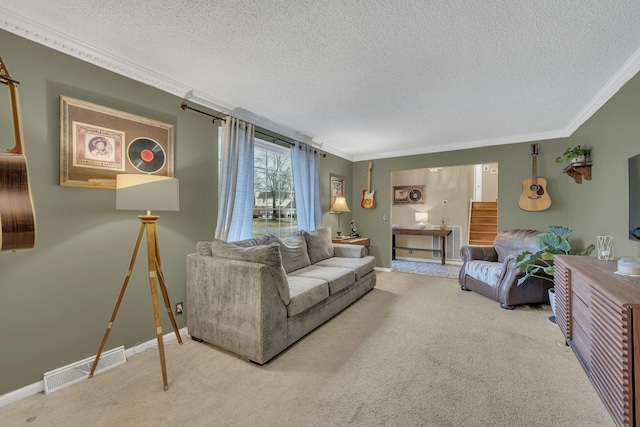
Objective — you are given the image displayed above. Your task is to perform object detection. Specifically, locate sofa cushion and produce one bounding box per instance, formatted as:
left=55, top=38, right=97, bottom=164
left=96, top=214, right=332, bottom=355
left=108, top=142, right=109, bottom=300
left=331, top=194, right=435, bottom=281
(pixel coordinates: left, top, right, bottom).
left=226, top=234, right=274, bottom=248
left=303, top=227, right=334, bottom=264
left=271, top=231, right=312, bottom=273
left=464, top=260, right=503, bottom=288
left=290, top=265, right=355, bottom=295
left=210, top=239, right=290, bottom=305
left=314, top=256, right=376, bottom=281
left=196, top=241, right=213, bottom=256
left=286, top=276, right=329, bottom=317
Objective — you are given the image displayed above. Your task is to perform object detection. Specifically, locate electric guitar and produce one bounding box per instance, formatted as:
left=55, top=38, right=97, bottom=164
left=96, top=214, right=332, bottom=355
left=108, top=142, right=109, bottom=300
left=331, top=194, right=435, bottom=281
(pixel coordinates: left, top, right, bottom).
left=0, top=57, right=36, bottom=251
left=518, top=143, right=551, bottom=211
left=361, top=162, right=375, bottom=209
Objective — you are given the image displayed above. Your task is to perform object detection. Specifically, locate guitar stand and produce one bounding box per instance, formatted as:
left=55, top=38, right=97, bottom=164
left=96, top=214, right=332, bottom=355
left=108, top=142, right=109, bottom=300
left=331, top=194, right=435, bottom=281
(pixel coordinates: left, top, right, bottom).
left=89, top=215, right=182, bottom=391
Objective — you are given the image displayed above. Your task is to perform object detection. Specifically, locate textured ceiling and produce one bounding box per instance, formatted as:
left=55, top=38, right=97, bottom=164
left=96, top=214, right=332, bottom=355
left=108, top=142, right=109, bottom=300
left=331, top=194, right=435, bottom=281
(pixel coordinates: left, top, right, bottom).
left=2, top=1, right=640, bottom=160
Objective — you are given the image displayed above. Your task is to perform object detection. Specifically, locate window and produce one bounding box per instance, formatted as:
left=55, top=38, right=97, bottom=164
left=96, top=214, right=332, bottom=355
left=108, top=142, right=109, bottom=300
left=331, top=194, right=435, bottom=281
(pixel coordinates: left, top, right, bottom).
left=218, top=134, right=297, bottom=238
left=253, top=139, right=297, bottom=237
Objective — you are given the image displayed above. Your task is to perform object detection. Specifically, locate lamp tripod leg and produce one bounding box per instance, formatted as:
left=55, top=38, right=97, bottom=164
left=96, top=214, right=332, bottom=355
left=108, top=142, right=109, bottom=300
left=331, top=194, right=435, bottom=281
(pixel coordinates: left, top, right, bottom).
left=144, top=220, right=170, bottom=390
left=89, top=222, right=146, bottom=378
left=153, top=226, right=182, bottom=344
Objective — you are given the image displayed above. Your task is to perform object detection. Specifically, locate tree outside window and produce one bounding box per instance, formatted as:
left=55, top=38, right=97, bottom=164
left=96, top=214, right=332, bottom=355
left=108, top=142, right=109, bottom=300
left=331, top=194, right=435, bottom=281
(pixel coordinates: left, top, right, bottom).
left=252, top=140, right=297, bottom=237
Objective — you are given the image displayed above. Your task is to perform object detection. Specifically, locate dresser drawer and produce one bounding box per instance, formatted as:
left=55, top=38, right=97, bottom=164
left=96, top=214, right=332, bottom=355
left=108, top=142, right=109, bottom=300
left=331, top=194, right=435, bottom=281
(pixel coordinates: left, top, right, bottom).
left=571, top=316, right=591, bottom=370
left=571, top=290, right=591, bottom=333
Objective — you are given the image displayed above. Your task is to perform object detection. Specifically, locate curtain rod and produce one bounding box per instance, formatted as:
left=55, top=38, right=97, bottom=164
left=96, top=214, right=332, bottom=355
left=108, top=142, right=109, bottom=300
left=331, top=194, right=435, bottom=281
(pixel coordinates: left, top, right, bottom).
left=180, top=101, right=325, bottom=157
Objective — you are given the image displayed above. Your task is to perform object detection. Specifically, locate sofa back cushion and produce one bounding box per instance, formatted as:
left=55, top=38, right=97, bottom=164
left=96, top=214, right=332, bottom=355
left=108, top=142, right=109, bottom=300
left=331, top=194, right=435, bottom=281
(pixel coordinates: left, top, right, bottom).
left=210, top=238, right=290, bottom=305
left=271, top=231, right=312, bottom=273
left=303, top=227, right=334, bottom=264
left=494, top=229, right=542, bottom=263
left=198, top=234, right=274, bottom=257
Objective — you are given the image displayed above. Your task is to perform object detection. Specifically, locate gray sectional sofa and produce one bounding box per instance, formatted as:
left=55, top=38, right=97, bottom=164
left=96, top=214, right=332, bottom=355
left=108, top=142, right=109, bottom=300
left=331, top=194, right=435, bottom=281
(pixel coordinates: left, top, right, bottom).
left=186, top=227, right=376, bottom=364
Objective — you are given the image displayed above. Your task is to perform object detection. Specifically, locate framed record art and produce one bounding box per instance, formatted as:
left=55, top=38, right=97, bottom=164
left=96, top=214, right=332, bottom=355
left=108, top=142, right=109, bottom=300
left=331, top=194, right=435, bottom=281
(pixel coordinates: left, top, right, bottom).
left=393, top=185, right=425, bottom=204
left=59, top=96, right=174, bottom=189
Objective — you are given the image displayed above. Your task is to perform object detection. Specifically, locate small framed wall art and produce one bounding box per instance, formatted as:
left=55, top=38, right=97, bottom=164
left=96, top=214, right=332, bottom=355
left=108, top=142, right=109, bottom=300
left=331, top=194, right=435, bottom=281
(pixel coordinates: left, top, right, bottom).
left=393, top=185, right=425, bottom=204
left=330, top=176, right=344, bottom=210
left=59, top=96, right=174, bottom=189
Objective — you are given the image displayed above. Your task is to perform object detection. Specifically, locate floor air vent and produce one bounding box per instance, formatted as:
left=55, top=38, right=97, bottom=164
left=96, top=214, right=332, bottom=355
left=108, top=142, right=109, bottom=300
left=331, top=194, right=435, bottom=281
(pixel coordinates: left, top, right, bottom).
left=431, top=225, right=462, bottom=261
left=43, top=346, right=126, bottom=394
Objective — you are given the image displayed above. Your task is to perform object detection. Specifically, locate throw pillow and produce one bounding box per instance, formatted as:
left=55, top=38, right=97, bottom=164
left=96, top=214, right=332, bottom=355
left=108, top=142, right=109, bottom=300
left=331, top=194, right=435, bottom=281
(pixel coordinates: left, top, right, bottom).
left=221, top=234, right=274, bottom=248
left=211, top=239, right=282, bottom=267
left=196, top=241, right=213, bottom=256
left=210, top=238, right=290, bottom=304
left=302, top=227, right=334, bottom=264
left=272, top=231, right=311, bottom=273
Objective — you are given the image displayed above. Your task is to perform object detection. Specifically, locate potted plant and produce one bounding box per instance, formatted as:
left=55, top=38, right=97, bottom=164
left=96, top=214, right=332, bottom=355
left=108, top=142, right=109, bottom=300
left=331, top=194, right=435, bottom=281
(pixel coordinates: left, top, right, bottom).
left=555, top=145, right=592, bottom=164
left=515, top=226, right=595, bottom=321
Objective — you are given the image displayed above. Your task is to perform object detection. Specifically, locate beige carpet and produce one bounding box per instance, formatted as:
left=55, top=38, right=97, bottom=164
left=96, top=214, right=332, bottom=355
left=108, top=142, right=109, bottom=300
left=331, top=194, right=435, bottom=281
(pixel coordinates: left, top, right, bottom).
left=0, top=272, right=613, bottom=426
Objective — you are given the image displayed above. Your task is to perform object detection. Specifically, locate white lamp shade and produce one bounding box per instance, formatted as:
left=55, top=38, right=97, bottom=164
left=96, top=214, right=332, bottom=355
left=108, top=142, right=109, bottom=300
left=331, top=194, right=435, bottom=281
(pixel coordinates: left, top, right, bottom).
left=116, top=174, right=179, bottom=212
left=331, top=197, right=351, bottom=213
left=415, top=212, right=429, bottom=222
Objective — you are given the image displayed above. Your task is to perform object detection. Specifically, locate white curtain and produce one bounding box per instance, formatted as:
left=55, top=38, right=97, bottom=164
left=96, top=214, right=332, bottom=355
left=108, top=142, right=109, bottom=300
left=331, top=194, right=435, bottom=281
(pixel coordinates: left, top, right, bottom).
left=291, top=142, right=321, bottom=231
left=215, top=116, right=255, bottom=241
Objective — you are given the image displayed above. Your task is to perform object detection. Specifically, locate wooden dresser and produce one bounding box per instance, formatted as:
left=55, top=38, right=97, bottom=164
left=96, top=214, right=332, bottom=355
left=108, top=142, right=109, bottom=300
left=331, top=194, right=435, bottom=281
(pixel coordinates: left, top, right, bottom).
left=554, top=255, right=640, bottom=427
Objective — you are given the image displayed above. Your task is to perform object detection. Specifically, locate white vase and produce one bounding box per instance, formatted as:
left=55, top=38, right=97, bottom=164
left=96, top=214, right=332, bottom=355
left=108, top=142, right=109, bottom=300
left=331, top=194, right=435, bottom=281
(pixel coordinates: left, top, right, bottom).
left=548, top=288, right=556, bottom=323
left=571, top=155, right=586, bottom=164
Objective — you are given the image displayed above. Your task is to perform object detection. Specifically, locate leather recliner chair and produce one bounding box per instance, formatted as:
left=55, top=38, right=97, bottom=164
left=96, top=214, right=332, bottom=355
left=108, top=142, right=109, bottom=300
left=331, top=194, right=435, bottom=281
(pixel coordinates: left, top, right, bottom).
left=458, top=229, right=552, bottom=309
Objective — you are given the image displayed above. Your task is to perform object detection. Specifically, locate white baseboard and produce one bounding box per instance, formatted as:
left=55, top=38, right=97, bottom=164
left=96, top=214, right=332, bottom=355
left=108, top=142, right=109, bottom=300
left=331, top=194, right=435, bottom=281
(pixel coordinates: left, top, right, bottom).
left=0, top=327, right=188, bottom=409
left=393, top=256, right=463, bottom=266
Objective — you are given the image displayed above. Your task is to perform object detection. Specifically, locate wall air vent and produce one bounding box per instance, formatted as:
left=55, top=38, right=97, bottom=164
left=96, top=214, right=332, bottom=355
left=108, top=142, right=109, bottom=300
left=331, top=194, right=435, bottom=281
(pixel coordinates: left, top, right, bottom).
left=43, top=346, right=126, bottom=394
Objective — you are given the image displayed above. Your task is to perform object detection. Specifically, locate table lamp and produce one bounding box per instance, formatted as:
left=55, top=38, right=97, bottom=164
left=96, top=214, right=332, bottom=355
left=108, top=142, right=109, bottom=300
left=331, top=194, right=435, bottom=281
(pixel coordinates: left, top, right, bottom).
left=415, top=212, right=429, bottom=230
left=90, top=174, right=182, bottom=391
left=331, top=197, right=351, bottom=238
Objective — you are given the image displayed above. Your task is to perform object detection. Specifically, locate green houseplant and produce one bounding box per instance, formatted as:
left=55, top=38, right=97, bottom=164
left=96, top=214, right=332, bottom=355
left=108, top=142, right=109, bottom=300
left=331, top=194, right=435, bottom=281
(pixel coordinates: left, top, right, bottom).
left=515, top=225, right=595, bottom=285
left=515, top=226, right=594, bottom=321
left=555, top=145, right=592, bottom=164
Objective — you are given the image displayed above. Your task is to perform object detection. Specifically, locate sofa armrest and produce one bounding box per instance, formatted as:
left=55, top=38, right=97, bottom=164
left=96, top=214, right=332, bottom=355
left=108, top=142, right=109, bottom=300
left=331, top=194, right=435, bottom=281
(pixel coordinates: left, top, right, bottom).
left=333, top=243, right=365, bottom=258
left=460, top=245, right=498, bottom=262
left=186, top=253, right=287, bottom=364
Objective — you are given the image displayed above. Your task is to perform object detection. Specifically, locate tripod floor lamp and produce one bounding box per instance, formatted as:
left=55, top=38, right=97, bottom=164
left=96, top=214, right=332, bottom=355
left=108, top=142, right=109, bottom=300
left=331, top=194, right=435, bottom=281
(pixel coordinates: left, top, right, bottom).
left=89, top=174, right=182, bottom=391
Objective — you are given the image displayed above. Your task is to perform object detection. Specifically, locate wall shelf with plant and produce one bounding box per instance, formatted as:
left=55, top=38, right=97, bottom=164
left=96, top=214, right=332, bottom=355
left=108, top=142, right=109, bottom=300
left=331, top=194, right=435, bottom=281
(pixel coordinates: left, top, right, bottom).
left=556, top=145, right=592, bottom=183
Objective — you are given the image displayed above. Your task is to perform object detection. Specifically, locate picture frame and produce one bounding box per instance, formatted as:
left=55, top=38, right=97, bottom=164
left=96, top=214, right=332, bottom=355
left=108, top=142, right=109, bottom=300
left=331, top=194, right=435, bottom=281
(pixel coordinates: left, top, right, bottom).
left=393, top=185, right=425, bottom=204
left=60, top=96, right=174, bottom=189
left=330, top=176, right=344, bottom=210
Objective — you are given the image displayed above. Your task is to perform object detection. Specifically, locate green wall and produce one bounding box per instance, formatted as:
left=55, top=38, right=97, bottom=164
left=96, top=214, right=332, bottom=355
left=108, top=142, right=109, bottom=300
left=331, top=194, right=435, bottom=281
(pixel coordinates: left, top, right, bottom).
left=348, top=138, right=572, bottom=267
left=567, top=74, right=640, bottom=255
left=0, top=30, right=218, bottom=394
left=1, top=27, right=640, bottom=396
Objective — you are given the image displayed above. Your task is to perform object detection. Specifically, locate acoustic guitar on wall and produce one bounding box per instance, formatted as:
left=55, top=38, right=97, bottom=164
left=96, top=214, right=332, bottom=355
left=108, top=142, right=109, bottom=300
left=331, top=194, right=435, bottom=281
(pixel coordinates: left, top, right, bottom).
left=0, top=57, right=36, bottom=251
left=361, top=162, right=375, bottom=209
left=518, top=143, right=551, bottom=212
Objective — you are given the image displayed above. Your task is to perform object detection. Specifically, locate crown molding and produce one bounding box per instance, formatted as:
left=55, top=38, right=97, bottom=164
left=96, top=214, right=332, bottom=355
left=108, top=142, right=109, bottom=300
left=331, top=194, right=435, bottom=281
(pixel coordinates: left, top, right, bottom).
left=0, top=9, right=332, bottom=155
left=566, top=45, right=640, bottom=135
left=352, top=129, right=570, bottom=162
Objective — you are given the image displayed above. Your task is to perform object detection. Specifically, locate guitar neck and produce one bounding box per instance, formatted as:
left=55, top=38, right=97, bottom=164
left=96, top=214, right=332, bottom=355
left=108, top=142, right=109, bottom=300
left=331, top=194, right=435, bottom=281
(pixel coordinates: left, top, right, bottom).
left=1, top=58, right=24, bottom=155
left=531, top=154, right=537, bottom=185
left=7, top=83, right=24, bottom=155
left=367, top=162, right=372, bottom=192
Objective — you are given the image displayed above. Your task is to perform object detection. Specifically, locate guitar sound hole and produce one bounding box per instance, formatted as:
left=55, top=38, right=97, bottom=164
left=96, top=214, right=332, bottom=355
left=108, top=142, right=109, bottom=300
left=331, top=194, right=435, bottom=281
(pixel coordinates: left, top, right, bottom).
left=531, top=184, right=545, bottom=195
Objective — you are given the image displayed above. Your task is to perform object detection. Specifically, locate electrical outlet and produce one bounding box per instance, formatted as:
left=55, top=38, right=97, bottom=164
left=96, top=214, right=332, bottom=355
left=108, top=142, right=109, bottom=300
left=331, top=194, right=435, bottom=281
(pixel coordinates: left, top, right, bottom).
left=175, top=302, right=183, bottom=315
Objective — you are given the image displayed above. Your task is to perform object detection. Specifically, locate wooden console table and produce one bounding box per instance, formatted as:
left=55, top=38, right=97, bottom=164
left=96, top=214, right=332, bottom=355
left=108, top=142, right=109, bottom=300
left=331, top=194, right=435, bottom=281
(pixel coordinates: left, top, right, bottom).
left=554, top=255, right=640, bottom=426
left=332, top=236, right=370, bottom=247
left=392, top=228, right=451, bottom=265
